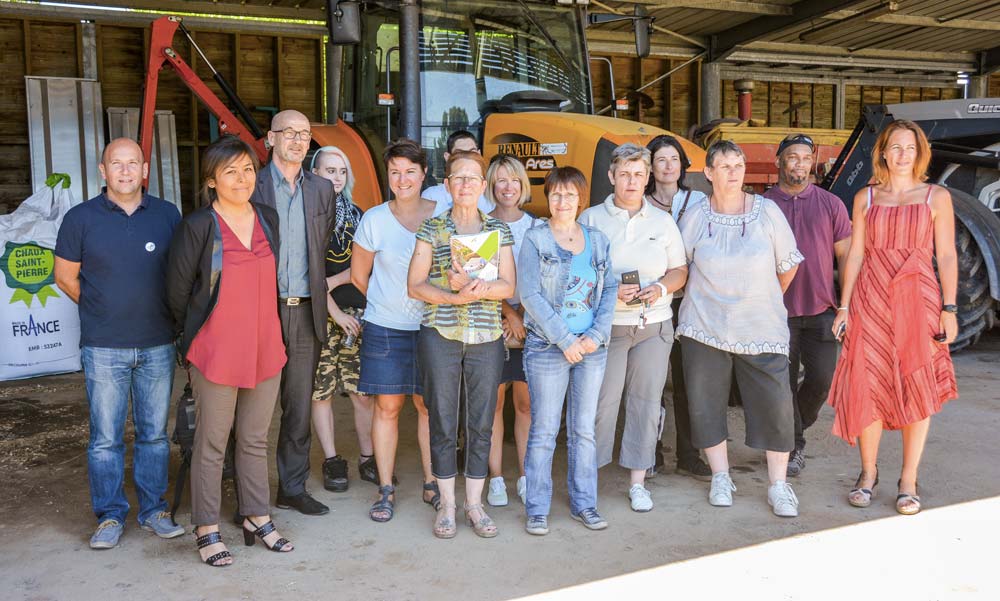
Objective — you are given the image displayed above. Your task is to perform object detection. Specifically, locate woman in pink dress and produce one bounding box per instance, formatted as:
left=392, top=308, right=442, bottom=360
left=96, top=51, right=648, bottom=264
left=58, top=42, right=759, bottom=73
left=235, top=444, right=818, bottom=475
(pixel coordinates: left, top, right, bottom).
left=828, top=120, right=959, bottom=515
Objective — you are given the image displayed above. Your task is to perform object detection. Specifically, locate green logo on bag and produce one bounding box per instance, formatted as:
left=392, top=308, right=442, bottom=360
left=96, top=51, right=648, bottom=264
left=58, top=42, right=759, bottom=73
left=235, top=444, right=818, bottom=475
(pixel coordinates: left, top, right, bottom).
left=1, top=241, right=61, bottom=307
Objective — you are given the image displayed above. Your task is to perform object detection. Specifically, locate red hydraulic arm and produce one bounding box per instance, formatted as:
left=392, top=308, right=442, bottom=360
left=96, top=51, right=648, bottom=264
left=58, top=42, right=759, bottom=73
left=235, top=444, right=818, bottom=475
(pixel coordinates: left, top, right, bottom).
left=140, top=16, right=269, bottom=186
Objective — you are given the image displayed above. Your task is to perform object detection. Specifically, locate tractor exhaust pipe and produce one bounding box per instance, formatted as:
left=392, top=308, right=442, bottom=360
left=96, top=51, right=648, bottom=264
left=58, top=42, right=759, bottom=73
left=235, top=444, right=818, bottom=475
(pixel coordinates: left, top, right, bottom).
left=735, top=80, right=754, bottom=121
left=399, top=0, right=421, bottom=142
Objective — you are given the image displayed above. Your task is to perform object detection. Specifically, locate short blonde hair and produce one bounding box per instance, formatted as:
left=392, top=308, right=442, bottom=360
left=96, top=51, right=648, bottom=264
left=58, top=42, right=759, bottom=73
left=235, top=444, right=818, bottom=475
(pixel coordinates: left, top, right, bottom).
left=871, top=120, right=931, bottom=184
left=608, top=143, right=651, bottom=174
left=486, top=155, right=532, bottom=207
left=311, top=145, right=355, bottom=200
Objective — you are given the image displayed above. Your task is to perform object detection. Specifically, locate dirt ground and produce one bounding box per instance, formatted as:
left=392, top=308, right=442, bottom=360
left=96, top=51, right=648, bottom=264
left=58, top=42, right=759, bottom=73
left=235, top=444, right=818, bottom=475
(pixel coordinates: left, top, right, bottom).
left=1, top=331, right=998, bottom=601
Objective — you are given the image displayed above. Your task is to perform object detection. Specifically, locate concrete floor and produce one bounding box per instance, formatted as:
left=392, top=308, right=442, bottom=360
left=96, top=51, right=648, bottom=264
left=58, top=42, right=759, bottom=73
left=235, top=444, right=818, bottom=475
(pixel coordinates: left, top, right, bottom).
left=1, top=330, right=998, bottom=601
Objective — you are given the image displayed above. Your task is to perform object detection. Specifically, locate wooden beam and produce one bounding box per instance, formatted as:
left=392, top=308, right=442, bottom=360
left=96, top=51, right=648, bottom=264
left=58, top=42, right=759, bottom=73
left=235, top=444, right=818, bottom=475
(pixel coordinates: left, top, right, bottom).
left=43, top=0, right=327, bottom=22
left=590, top=1, right=708, bottom=49
left=710, top=0, right=871, bottom=61
left=625, top=1, right=791, bottom=16
left=983, top=45, right=1000, bottom=75
left=23, top=19, right=31, bottom=77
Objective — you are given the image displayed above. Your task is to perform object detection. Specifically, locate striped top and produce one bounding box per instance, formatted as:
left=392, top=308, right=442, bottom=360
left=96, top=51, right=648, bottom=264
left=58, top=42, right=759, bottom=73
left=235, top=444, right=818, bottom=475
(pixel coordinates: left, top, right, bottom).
left=416, top=210, right=514, bottom=344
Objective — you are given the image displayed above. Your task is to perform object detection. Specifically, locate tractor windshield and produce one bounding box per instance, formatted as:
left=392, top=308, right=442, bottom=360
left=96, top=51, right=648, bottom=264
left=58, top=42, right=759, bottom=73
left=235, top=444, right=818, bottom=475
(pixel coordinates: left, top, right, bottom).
left=346, top=0, right=592, bottom=180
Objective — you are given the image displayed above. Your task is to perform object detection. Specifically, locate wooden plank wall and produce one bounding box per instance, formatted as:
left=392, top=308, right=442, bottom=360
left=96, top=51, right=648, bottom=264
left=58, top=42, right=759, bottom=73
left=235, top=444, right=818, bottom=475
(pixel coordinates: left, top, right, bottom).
left=720, top=79, right=962, bottom=129
left=722, top=81, right=836, bottom=128
left=989, top=73, right=1000, bottom=97
left=0, top=17, right=323, bottom=215
left=589, top=54, right=701, bottom=138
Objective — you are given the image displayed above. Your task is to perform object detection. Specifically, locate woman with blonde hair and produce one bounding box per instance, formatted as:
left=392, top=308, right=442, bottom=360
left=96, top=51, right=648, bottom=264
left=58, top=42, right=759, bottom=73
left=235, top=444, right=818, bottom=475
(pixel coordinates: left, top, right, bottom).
left=828, top=119, right=958, bottom=515
left=485, top=155, right=538, bottom=507
left=309, top=146, right=378, bottom=492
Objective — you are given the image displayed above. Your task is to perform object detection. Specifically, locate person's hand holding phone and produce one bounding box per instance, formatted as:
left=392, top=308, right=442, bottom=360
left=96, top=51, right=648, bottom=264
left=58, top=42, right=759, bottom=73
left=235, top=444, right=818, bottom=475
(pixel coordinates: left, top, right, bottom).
left=620, top=270, right=642, bottom=305
left=832, top=309, right=848, bottom=341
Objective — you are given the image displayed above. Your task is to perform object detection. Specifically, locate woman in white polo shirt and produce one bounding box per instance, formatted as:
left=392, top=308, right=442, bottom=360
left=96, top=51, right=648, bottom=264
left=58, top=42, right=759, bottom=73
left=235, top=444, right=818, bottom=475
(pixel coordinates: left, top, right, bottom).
left=579, top=143, right=688, bottom=513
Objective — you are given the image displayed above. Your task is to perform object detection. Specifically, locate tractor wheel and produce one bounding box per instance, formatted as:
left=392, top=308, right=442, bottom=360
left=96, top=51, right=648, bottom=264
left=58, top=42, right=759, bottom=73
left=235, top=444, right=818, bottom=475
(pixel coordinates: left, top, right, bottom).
left=950, top=221, right=997, bottom=352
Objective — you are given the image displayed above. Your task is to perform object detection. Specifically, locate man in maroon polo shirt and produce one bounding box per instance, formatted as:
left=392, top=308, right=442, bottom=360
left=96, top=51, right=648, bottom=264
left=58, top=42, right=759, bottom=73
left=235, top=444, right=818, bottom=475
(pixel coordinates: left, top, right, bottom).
left=763, top=134, right=852, bottom=477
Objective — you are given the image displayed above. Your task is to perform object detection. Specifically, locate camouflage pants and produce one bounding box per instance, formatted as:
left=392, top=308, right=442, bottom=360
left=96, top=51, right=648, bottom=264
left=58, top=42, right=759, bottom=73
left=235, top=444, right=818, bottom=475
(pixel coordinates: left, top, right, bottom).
left=312, top=307, right=364, bottom=400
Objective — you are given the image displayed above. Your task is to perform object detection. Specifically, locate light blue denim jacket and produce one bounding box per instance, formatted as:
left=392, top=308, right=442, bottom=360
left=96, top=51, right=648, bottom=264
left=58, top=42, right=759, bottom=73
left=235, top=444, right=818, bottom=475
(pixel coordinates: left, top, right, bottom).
left=518, top=222, right=618, bottom=351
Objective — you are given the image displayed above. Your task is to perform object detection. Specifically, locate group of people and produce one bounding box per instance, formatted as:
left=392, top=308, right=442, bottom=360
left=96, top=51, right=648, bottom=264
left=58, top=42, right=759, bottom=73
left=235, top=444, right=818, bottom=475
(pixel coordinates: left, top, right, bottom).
left=53, top=110, right=958, bottom=566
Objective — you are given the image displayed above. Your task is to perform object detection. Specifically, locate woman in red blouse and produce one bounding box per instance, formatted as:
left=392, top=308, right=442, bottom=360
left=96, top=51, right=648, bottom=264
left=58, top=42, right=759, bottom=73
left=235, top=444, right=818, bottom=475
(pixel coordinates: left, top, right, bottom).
left=167, top=136, right=290, bottom=567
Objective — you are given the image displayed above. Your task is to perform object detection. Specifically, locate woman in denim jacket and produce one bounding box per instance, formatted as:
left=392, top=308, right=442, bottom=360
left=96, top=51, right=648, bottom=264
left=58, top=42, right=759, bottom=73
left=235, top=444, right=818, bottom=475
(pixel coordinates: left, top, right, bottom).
left=519, top=167, right=617, bottom=536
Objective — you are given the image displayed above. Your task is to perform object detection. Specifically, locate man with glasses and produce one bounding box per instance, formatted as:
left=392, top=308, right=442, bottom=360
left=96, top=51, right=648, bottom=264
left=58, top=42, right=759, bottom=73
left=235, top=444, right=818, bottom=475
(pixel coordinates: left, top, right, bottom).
left=422, top=130, right=495, bottom=216
left=763, top=134, right=851, bottom=477
left=251, top=110, right=336, bottom=515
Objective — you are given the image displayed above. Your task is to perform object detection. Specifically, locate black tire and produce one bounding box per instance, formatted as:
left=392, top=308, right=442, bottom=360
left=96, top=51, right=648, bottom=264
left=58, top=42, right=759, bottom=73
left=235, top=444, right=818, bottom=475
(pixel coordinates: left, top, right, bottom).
left=949, top=222, right=997, bottom=352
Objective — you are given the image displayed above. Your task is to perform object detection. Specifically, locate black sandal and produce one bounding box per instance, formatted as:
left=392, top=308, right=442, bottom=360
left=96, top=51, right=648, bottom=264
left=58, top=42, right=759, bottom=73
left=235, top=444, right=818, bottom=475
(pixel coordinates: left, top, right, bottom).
left=242, top=518, right=293, bottom=552
left=195, top=530, right=232, bottom=567
left=423, top=481, right=442, bottom=511
left=369, top=485, right=395, bottom=523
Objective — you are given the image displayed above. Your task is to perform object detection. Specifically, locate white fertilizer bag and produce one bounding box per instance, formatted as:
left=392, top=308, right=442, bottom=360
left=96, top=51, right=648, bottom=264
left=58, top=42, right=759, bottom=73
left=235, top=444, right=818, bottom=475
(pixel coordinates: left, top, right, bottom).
left=0, top=173, right=82, bottom=380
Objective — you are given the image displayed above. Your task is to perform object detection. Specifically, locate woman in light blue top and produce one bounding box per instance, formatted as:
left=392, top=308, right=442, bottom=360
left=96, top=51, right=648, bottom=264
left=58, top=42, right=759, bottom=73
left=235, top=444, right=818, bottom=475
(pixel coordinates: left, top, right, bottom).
left=519, top=167, right=617, bottom=536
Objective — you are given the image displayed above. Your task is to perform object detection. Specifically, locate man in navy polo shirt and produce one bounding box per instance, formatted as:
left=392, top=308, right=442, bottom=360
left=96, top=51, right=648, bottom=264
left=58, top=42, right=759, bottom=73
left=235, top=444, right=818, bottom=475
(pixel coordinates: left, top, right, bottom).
left=763, top=134, right=852, bottom=477
left=54, top=138, right=183, bottom=549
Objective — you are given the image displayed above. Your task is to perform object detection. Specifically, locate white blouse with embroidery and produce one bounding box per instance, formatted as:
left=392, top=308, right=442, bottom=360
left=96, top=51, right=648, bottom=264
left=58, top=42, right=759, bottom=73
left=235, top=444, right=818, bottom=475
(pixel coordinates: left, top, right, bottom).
left=676, top=194, right=804, bottom=356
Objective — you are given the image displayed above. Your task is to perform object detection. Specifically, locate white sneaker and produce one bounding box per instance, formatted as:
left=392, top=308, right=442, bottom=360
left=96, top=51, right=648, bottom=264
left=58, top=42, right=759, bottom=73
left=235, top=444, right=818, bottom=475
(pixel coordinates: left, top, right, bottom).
left=709, top=472, right=736, bottom=507
left=516, top=476, right=526, bottom=505
left=487, top=476, right=508, bottom=507
left=628, top=484, right=653, bottom=512
left=768, top=481, right=799, bottom=517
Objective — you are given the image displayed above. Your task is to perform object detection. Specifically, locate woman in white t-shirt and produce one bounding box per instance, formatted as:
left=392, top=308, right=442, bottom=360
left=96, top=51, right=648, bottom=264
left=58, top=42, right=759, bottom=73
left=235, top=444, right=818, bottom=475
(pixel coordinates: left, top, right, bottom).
left=351, top=139, right=438, bottom=523
left=484, top=154, right=538, bottom=508
left=643, top=135, right=712, bottom=482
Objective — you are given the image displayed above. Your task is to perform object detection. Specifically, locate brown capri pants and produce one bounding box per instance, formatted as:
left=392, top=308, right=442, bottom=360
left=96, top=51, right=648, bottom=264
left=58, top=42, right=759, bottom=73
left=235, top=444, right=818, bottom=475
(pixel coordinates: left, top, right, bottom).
left=190, top=366, right=281, bottom=525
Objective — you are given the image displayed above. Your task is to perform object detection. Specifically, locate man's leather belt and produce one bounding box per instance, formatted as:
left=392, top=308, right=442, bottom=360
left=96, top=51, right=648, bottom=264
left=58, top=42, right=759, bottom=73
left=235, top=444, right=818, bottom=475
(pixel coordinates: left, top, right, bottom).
left=280, top=297, right=311, bottom=306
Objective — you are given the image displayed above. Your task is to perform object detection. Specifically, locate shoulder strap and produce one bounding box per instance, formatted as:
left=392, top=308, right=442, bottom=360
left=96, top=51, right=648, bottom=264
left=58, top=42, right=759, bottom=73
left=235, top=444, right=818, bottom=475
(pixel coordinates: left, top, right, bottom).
left=866, top=186, right=873, bottom=210
left=925, top=184, right=934, bottom=204
left=676, top=190, right=693, bottom=223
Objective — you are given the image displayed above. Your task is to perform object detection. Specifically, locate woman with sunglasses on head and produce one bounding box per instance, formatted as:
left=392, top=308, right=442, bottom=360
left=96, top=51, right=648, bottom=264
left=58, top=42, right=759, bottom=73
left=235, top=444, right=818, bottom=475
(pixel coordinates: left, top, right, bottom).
left=828, top=120, right=958, bottom=515
left=643, top=135, right=711, bottom=482
left=308, top=146, right=378, bottom=493
left=408, top=150, right=515, bottom=539
left=485, top=155, right=539, bottom=508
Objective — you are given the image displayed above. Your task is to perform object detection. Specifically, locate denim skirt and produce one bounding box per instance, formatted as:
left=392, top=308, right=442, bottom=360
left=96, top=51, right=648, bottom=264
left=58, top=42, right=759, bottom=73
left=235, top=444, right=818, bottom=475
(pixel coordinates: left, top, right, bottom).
left=357, top=321, right=423, bottom=395
left=500, top=346, right=526, bottom=384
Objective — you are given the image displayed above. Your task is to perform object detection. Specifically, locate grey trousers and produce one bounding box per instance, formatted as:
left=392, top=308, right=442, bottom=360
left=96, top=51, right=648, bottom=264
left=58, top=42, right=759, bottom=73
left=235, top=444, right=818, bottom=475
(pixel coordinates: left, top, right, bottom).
left=276, top=302, right=322, bottom=497
left=595, top=320, right=673, bottom=471
left=190, top=366, right=281, bottom=525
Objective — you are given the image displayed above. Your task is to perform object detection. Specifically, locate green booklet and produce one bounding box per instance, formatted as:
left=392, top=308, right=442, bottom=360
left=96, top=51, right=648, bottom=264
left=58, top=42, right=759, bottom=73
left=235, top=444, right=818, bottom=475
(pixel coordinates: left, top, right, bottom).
left=450, top=230, right=500, bottom=282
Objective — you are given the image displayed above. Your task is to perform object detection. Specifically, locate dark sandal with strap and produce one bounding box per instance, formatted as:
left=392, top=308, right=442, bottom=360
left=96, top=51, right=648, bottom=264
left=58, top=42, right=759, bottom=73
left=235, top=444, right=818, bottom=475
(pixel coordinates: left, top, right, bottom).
left=195, top=530, right=233, bottom=567
left=423, top=481, right=442, bottom=511
left=369, top=485, right=396, bottom=523
left=242, top=518, right=293, bottom=552
left=848, top=467, right=879, bottom=508
left=896, top=479, right=921, bottom=515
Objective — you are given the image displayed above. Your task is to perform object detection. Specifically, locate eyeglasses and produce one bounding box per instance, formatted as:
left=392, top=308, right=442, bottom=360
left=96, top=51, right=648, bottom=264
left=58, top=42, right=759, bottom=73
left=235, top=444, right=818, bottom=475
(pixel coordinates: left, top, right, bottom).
left=272, top=128, right=313, bottom=141
left=447, top=175, right=485, bottom=186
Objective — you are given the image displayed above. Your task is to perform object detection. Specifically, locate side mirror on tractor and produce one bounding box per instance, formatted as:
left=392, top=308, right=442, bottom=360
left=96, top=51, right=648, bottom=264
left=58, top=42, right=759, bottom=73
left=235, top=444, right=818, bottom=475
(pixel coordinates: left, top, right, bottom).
left=634, top=5, right=652, bottom=59
left=327, top=0, right=362, bottom=45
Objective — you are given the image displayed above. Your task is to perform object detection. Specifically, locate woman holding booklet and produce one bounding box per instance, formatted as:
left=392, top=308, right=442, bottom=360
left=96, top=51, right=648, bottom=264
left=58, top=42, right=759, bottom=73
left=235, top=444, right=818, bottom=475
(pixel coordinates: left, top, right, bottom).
left=407, top=150, right=516, bottom=539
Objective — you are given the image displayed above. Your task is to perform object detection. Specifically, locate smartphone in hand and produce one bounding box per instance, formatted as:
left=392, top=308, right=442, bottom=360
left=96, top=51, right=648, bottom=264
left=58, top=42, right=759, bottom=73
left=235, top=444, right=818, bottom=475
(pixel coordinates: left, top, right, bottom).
left=835, top=321, right=847, bottom=341
left=621, top=270, right=642, bottom=305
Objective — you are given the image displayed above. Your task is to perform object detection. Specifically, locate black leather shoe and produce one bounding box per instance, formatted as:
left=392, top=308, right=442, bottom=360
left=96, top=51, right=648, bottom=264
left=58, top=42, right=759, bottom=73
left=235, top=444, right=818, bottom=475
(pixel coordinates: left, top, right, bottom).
left=276, top=492, right=329, bottom=516
left=323, top=456, right=349, bottom=492
left=675, top=457, right=713, bottom=482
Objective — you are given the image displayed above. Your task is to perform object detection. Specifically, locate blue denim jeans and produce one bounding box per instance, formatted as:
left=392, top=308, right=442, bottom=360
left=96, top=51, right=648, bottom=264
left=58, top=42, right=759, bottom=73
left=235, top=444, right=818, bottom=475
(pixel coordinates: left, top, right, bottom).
left=82, top=344, right=175, bottom=525
left=523, top=336, right=608, bottom=517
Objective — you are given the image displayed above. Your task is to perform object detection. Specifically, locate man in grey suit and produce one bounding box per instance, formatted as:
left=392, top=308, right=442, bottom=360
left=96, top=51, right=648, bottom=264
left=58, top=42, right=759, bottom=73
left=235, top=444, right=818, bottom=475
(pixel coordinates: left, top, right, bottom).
left=252, top=109, right=336, bottom=515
